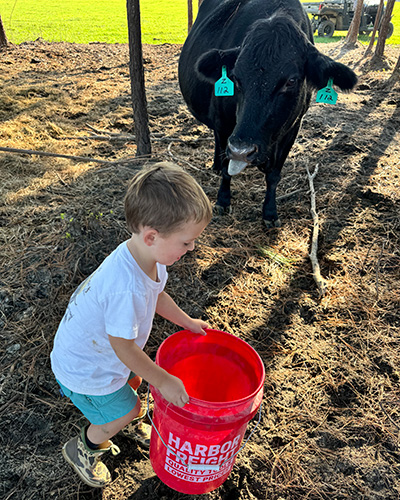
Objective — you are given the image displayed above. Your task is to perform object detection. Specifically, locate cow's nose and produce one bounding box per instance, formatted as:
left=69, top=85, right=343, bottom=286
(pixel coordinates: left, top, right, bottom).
left=227, top=141, right=258, bottom=162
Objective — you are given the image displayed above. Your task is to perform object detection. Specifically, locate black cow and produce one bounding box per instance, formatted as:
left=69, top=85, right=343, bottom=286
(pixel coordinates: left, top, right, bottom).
left=178, top=0, right=357, bottom=227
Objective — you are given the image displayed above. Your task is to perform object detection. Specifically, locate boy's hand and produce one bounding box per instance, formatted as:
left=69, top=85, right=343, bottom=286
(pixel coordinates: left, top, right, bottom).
left=185, top=318, right=209, bottom=335
left=159, top=373, right=189, bottom=407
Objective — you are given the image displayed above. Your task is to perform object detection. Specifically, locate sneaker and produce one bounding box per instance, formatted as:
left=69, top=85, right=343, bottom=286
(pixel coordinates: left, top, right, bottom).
left=121, top=420, right=152, bottom=448
left=62, top=426, right=120, bottom=488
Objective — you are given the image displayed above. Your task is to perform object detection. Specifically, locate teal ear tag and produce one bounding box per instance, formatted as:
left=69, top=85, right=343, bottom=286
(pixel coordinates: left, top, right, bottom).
left=316, top=78, right=338, bottom=105
left=215, top=66, right=234, bottom=97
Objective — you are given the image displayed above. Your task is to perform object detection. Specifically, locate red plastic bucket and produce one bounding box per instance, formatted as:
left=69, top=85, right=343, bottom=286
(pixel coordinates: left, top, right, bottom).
left=149, top=329, right=265, bottom=494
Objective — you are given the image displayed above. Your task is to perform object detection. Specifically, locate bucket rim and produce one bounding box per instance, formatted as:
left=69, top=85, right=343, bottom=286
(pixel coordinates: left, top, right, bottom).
left=156, top=328, right=265, bottom=409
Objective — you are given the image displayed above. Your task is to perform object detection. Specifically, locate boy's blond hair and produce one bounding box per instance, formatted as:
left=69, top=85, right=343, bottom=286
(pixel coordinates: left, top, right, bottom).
left=125, top=162, right=212, bottom=235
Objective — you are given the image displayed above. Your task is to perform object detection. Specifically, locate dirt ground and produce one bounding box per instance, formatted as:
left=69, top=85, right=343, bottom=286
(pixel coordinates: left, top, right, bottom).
left=0, top=38, right=399, bottom=500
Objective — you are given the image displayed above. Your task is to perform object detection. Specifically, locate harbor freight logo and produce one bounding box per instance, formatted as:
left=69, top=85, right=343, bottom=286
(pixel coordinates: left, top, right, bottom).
left=164, top=432, right=241, bottom=483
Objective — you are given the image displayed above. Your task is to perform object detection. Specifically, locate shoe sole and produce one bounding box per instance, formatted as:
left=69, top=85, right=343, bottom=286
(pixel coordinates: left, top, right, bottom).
left=62, top=444, right=110, bottom=488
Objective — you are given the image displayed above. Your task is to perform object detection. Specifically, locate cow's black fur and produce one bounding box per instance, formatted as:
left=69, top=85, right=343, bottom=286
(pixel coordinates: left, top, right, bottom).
left=178, top=0, right=357, bottom=227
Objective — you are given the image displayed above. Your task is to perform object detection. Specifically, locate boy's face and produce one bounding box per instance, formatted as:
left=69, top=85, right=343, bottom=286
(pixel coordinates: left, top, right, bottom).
left=152, top=219, right=208, bottom=266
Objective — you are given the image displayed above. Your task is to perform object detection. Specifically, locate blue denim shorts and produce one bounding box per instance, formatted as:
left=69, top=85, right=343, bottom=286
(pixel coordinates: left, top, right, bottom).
left=57, top=376, right=139, bottom=425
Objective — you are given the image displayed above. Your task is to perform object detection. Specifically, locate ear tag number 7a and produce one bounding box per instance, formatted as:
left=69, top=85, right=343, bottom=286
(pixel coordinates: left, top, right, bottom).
left=215, top=66, right=234, bottom=97
left=316, top=78, right=338, bottom=105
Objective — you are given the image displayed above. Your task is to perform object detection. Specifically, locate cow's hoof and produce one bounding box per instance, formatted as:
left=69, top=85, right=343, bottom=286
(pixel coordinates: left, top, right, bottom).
left=214, top=204, right=232, bottom=215
left=264, top=218, right=281, bottom=229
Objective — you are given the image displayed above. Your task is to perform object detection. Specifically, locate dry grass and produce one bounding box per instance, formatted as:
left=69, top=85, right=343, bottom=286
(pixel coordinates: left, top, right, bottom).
left=0, top=39, right=400, bottom=499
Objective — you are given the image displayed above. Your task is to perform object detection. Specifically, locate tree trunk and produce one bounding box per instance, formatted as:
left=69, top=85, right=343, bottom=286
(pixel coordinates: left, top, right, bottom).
left=0, top=15, right=8, bottom=47
left=364, top=0, right=384, bottom=56
left=188, top=0, right=193, bottom=32
left=372, top=0, right=396, bottom=61
left=126, top=0, right=151, bottom=157
left=343, top=0, right=364, bottom=49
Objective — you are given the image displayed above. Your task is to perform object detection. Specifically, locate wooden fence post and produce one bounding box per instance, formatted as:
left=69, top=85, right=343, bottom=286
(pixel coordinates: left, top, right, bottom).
left=0, top=15, right=8, bottom=47
left=188, top=0, right=193, bottom=32
left=126, top=0, right=151, bottom=157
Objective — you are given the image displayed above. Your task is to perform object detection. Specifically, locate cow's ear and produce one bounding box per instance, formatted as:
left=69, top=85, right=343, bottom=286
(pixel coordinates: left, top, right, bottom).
left=196, top=48, right=240, bottom=82
left=305, top=47, right=357, bottom=91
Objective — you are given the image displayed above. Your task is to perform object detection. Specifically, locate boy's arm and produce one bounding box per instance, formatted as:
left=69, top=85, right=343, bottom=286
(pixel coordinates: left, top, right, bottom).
left=108, top=335, right=189, bottom=407
left=156, top=291, right=208, bottom=335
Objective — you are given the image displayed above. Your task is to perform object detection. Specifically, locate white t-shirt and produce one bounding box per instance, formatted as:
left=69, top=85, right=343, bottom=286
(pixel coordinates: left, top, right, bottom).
left=50, top=240, right=167, bottom=395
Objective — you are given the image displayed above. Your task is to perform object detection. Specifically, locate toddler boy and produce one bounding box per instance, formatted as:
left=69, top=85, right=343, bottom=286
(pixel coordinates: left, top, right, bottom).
left=51, top=162, right=212, bottom=487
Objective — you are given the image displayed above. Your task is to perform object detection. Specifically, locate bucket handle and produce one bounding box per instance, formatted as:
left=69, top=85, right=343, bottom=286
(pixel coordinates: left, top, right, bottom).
left=146, top=385, right=262, bottom=473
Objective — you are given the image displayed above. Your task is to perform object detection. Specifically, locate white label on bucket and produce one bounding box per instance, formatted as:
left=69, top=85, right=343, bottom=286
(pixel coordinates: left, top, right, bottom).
left=186, top=464, right=220, bottom=471
left=164, top=432, right=242, bottom=483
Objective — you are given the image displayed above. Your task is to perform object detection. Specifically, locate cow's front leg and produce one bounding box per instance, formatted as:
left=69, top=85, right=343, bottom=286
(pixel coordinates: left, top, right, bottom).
left=215, top=168, right=232, bottom=215
left=263, top=169, right=281, bottom=228
left=212, top=130, right=225, bottom=172
left=262, top=123, right=301, bottom=227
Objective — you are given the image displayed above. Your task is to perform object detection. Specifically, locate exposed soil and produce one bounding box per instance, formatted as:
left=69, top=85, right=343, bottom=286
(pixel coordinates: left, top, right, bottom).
left=0, top=39, right=400, bottom=500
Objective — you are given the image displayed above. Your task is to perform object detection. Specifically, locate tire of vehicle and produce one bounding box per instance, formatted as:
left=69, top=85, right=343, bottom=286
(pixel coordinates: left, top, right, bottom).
left=385, top=22, right=394, bottom=39
left=317, top=20, right=335, bottom=38
left=311, top=19, right=317, bottom=34
left=377, top=22, right=394, bottom=39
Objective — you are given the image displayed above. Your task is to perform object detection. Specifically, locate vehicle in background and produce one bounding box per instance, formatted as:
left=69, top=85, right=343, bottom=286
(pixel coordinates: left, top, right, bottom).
left=302, top=0, right=394, bottom=38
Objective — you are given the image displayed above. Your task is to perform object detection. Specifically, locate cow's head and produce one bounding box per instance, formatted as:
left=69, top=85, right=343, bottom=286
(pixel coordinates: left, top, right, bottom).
left=196, top=14, right=357, bottom=174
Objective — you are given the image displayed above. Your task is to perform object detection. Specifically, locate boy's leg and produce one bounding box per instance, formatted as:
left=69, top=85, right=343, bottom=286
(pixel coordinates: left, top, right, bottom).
left=59, top=380, right=152, bottom=487
left=59, top=380, right=146, bottom=487
left=62, top=426, right=120, bottom=488
left=86, top=396, right=151, bottom=448
left=86, top=398, right=141, bottom=445
left=62, top=402, right=145, bottom=489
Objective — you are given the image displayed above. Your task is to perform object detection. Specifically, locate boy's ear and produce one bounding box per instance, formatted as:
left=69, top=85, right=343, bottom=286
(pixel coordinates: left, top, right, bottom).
left=143, top=228, right=158, bottom=247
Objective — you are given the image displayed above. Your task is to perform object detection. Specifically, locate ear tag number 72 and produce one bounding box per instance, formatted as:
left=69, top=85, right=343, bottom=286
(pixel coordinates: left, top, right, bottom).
left=215, top=66, right=234, bottom=97
left=316, top=78, right=338, bottom=105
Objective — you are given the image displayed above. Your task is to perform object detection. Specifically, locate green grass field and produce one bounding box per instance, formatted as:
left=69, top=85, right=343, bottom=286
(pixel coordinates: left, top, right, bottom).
left=1, top=0, right=197, bottom=44
left=1, top=0, right=399, bottom=45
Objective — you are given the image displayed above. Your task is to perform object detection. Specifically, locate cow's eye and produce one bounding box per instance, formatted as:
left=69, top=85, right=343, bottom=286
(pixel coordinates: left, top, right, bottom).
left=285, top=78, right=298, bottom=91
